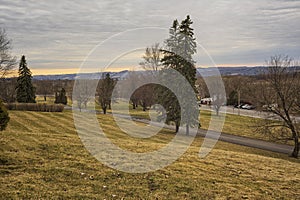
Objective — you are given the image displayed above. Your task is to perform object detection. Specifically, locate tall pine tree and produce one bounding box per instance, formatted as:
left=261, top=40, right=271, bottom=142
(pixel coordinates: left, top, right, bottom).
left=158, top=15, right=199, bottom=135
left=165, top=19, right=180, bottom=55
left=16, top=55, right=36, bottom=103
left=178, top=15, right=197, bottom=62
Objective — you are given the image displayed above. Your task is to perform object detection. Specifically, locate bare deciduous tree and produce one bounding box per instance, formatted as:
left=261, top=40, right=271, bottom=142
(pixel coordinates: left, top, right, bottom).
left=206, top=76, right=226, bottom=116
left=34, top=80, right=54, bottom=101
left=0, top=77, right=17, bottom=102
left=256, top=55, right=300, bottom=158
left=73, top=79, right=95, bottom=112
left=132, top=84, right=156, bottom=111
left=223, top=75, right=256, bottom=114
left=196, top=77, right=209, bottom=99
left=0, top=28, right=16, bottom=78
left=121, top=71, right=141, bottom=110
left=139, top=43, right=162, bottom=72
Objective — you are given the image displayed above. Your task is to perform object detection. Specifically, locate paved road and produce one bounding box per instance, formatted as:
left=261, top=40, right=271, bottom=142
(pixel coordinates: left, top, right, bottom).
left=123, top=114, right=294, bottom=156
left=198, top=129, right=293, bottom=155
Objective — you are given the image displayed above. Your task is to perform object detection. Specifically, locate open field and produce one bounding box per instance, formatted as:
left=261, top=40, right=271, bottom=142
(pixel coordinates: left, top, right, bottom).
left=0, top=111, right=299, bottom=199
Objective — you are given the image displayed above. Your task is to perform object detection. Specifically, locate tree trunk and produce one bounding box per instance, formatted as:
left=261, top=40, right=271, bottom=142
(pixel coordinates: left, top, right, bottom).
left=78, top=102, right=82, bottom=112
left=291, top=136, right=299, bottom=158
left=133, top=103, right=136, bottom=109
left=216, top=109, right=219, bottom=116
left=103, top=106, right=107, bottom=114
left=175, top=124, right=179, bottom=133
left=143, top=102, right=146, bottom=111
left=186, top=124, right=189, bottom=136
left=44, top=95, right=47, bottom=101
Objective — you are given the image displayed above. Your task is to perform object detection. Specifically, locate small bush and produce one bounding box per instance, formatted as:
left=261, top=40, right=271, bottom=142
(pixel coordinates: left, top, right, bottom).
left=0, top=100, right=10, bottom=131
left=4, top=103, right=64, bottom=112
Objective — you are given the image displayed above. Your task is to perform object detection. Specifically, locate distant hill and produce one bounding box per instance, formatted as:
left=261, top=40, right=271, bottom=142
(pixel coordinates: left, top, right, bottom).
left=33, top=70, right=130, bottom=80
left=32, top=66, right=299, bottom=80
left=196, top=66, right=269, bottom=77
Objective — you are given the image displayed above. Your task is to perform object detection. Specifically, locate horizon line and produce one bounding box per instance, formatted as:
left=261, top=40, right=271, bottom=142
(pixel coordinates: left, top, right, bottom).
left=32, top=65, right=265, bottom=76
left=5, top=65, right=268, bottom=77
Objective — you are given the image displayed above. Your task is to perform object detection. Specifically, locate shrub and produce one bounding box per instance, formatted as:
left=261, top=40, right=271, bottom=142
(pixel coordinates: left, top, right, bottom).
left=55, top=88, right=68, bottom=105
left=0, top=99, right=10, bottom=131
left=4, top=103, right=64, bottom=112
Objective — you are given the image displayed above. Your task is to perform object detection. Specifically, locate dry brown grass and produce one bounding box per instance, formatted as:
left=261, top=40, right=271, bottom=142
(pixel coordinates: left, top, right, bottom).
left=0, top=111, right=299, bottom=199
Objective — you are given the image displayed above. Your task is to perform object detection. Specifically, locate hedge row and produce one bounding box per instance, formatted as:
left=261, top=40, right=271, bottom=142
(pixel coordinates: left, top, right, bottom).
left=4, top=103, right=64, bottom=112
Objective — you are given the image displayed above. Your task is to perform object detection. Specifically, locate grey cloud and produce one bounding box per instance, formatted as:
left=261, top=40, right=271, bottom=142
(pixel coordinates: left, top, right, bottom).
left=0, top=0, right=299, bottom=73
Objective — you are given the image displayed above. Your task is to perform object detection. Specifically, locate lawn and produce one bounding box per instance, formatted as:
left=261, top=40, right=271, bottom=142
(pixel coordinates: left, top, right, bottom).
left=199, top=110, right=292, bottom=144
left=35, top=95, right=56, bottom=104
left=0, top=110, right=299, bottom=199
left=107, top=100, right=156, bottom=119
left=35, top=97, right=294, bottom=146
left=106, top=100, right=293, bottom=145
left=36, top=95, right=73, bottom=107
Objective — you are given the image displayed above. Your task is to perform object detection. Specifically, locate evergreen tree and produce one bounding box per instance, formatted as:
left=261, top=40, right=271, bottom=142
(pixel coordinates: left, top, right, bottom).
left=97, top=73, right=116, bottom=114
left=156, top=81, right=181, bottom=132
left=164, top=19, right=180, bottom=55
left=178, top=15, right=197, bottom=61
left=54, top=88, right=67, bottom=105
left=0, top=99, right=9, bottom=131
left=158, top=15, right=199, bottom=135
left=16, top=55, right=36, bottom=103
left=60, top=88, right=67, bottom=105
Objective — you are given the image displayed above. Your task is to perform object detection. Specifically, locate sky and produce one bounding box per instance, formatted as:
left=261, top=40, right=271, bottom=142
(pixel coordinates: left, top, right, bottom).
left=0, top=0, right=300, bottom=75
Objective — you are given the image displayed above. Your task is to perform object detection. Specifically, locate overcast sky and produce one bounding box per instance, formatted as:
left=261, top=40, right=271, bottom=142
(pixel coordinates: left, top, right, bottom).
left=1, top=0, right=300, bottom=75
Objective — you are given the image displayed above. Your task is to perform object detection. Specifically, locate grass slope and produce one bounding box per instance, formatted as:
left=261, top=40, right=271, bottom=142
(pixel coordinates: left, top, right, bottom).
left=199, top=110, right=293, bottom=145
left=0, top=111, right=299, bottom=199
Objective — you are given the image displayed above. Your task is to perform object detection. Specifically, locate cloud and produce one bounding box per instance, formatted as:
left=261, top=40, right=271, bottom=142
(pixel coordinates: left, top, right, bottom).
left=0, top=0, right=299, bottom=74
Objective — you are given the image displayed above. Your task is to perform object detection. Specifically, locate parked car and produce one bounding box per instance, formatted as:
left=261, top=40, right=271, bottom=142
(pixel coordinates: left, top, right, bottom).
left=234, top=104, right=244, bottom=109
left=241, top=104, right=255, bottom=110
left=234, top=103, right=255, bottom=110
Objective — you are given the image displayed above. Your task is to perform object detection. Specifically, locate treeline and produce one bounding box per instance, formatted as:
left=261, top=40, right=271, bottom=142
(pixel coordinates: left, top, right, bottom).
left=0, top=55, right=69, bottom=114
left=197, top=75, right=261, bottom=106
left=0, top=78, right=73, bottom=104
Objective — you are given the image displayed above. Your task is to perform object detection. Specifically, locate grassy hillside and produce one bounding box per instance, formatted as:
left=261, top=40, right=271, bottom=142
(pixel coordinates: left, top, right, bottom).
left=0, top=111, right=299, bottom=199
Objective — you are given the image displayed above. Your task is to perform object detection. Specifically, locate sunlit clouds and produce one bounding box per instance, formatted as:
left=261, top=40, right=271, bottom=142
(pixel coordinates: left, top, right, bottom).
left=0, top=0, right=299, bottom=74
